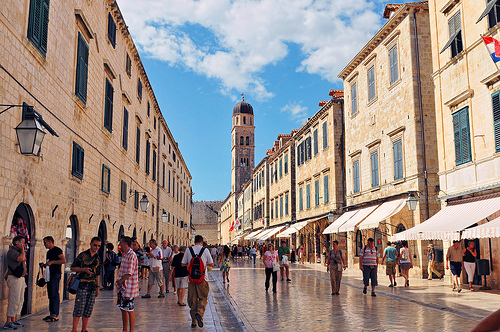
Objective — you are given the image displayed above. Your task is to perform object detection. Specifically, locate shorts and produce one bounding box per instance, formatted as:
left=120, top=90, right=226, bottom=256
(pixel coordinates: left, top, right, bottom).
left=362, top=265, right=378, bottom=287
left=175, top=276, right=188, bottom=289
left=73, top=284, right=97, bottom=318
left=116, top=292, right=135, bottom=312
left=386, top=261, right=397, bottom=275
left=141, top=265, right=150, bottom=270
left=450, top=261, right=462, bottom=277
left=148, top=271, right=164, bottom=286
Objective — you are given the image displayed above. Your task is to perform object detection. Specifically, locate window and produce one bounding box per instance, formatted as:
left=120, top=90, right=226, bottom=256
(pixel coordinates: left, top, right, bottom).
left=441, top=11, right=463, bottom=58
left=138, top=79, right=142, bottom=100
left=323, top=122, right=328, bottom=149
left=389, top=45, right=399, bottom=85
left=285, top=194, right=289, bottom=216
left=393, top=140, right=404, bottom=180
left=279, top=158, right=283, bottom=178
left=306, top=137, right=312, bottom=161
left=145, top=140, right=150, bottom=175
left=154, top=117, right=156, bottom=130
left=162, top=163, right=165, bottom=187
left=368, top=65, right=376, bottom=102
left=75, top=32, right=89, bottom=104
left=173, top=177, right=175, bottom=198
left=27, top=0, right=50, bottom=56
left=351, top=83, right=357, bottom=115
left=492, top=91, right=500, bottom=152
left=104, top=79, right=114, bottom=132
left=488, top=0, right=500, bottom=29
left=147, top=101, right=150, bottom=117
left=168, top=170, right=171, bottom=193
left=71, top=142, right=84, bottom=180
left=271, top=200, right=274, bottom=219
left=246, top=136, right=250, bottom=145
left=280, top=197, right=283, bottom=217
left=122, top=108, right=128, bottom=150
left=125, top=53, right=131, bottom=77
left=353, top=160, right=360, bottom=193
left=313, top=129, right=318, bottom=155
left=134, top=190, right=139, bottom=210
left=152, top=150, right=157, bottom=181
left=101, top=164, right=110, bottom=193
left=314, top=179, right=320, bottom=206
left=120, top=180, right=127, bottom=202
left=240, top=136, right=244, bottom=145
left=323, top=175, right=329, bottom=204
left=107, top=12, right=116, bottom=48
left=284, top=154, right=288, bottom=174
left=371, top=151, right=379, bottom=187
left=453, top=107, right=472, bottom=165
left=243, top=117, right=246, bottom=124
left=299, top=187, right=303, bottom=211
left=306, top=184, right=311, bottom=209
left=135, top=127, right=140, bottom=164
left=275, top=200, right=278, bottom=219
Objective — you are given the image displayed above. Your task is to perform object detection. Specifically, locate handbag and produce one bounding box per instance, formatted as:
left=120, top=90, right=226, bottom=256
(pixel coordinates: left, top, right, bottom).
left=272, top=262, right=280, bottom=272
left=67, top=273, right=80, bottom=294
left=36, top=267, right=46, bottom=287
left=281, top=255, right=289, bottom=266
left=337, top=262, right=343, bottom=272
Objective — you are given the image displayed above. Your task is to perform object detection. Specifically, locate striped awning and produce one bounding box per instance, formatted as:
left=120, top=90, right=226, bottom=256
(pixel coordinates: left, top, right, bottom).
left=244, top=229, right=263, bottom=240
left=462, top=216, right=500, bottom=239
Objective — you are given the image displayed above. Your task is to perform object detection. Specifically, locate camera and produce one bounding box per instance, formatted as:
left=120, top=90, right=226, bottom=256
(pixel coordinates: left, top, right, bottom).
left=333, top=259, right=338, bottom=264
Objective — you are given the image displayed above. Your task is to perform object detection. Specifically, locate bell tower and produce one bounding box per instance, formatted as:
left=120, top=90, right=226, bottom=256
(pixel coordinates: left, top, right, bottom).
left=231, top=95, right=255, bottom=194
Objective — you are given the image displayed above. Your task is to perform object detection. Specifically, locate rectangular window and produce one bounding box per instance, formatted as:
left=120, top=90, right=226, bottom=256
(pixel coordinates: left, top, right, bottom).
left=275, top=164, right=278, bottom=181
left=453, top=107, right=472, bottom=165
left=138, top=79, right=142, bottom=100
left=120, top=180, right=127, bottom=202
left=125, top=53, right=131, bottom=77
left=322, top=122, right=328, bottom=149
left=353, top=161, right=360, bottom=193
left=145, top=141, right=150, bottom=175
left=27, top=0, right=50, bottom=56
left=492, top=91, right=500, bottom=152
left=154, top=116, right=156, bottom=130
left=284, top=154, right=288, bottom=174
left=351, top=83, right=358, bottom=115
left=71, top=142, right=84, bottom=180
left=389, top=45, right=399, bottom=85
left=280, top=197, right=283, bottom=217
left=162, top=163, right=165, bottom=188
left=101, top=164, right=110, bottom=194
left=371, top=151, right=379, bottom=187
left=134, top=190, right=139, bottom=210
left=306, top=137, right=312, bottom=161
left=104, top=79, right=114, bottom=132
left=271, top=200, right=274, bottom=219
left=368, top=65, right=376, bottom=102
left=488, top=0, right=500, bottom=29
left=323, top=175, right=329, bottom=204
left=441, top=11, right=463, bottom=58
left=315, top=179, right=320, bottom=206
left=168, top=170, right=171, bottom=193
left=313, top=129, right=318, bottom=155
left=275, top=200, right=278, bottom=219
left=107, top=12, right=116, bottom=48
left=299, top=188, right=303, bottom=211
left=306, top=184, right=311, bottom=209
left=152, top=150, right=156, bottom=181
left=270, top=164, right=273, bottom=184
left=279, top=158, right=283, bottom=178
left=147, top=101, right=150, bottom=117
left=122, top=107, right=128, bottom=150
left=285, top=194, right=289, bottom=216
left=393, top=140, right=404, bottom=180
left=75, top=32, right=89, bottom=104
left=135, top=127, right=140, bottom=164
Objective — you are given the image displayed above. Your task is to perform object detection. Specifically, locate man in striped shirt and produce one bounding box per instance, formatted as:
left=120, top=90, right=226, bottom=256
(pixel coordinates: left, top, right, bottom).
left=359, top=238, right=379, bottom=297
left=116, top=236, right=139, bottom=332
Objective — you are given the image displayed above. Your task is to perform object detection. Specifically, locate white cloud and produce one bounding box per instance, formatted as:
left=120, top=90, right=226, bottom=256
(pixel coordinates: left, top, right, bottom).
left=118, top=0, right=384, bottom=100
left=280, top=102, right=308, bottom=124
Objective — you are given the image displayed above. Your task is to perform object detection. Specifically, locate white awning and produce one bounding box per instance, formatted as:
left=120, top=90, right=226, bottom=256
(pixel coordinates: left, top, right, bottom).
left=244, top=229, right=263, bottom=240
left=227, top=233, right=244, bottom=244
left=277, top=221, right=309, bottom=238
left=323, top=210, right=359, bottom=234
left=258, top=226, right=285, bottom=242
left=357, top=199, right=406, bottom=230
left=338, top=205, right=380, bottom=233
left=253, top=228, right=276, bottom=241
left=461, top=216, right=500, bottom=239
left=392, top=196, right=500, bottom=241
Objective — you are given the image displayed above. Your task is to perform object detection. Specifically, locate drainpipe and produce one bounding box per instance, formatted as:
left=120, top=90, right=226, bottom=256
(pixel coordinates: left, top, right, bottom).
left=413, top=10, right=430, bottom=220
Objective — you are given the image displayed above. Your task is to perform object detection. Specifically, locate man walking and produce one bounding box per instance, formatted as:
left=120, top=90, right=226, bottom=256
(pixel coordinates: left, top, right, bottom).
left=116, top=236, right=139, bottom=332
left=427, top=244, right=442, bottom=280
left=381, top=241, right=398, bottom=287
left=182, top=235, right=214, bottom=328
left=278, top=241, right=291, bottom=282
left=446, top=240, right=463, bottom=292
left=70, top=237, right=102, bottom=332
left=41, top=236, right=66, bottom=322
left=142, top=239, right=165, bottom=298
left=3, top=236, right=26, bottom=330
left=359, top=238, right=379, bottom=296
left=160, top=240, right=172, bottom=293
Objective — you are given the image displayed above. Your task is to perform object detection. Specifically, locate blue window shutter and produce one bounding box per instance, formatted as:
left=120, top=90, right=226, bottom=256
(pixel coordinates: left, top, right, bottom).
left=299, top=188, right=303, bottom=211
left=492, top=91, right=500, bottom=152
left=353, top=161, right=360, bottom=193
left=351, top=83, right=357, bottom=115
left=313, top=129, right=318, bottom=155
left=368, top=66, right=376, bottom=101
left=324, top=175, right=329, bottom=203
left=389, top=45, right=398, bottom=85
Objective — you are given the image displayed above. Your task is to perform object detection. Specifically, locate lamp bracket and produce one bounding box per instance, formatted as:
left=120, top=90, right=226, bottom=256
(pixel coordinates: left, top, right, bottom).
left=0, top=104, right=58, bottom=136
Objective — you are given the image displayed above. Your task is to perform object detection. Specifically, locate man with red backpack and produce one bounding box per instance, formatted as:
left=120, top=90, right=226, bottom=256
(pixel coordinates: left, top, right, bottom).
left=182, top=235, right=214, bottom=328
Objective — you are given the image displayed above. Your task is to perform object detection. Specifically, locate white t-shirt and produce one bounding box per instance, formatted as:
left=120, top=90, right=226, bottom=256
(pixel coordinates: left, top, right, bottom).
left=160, top=246, right=172, bottom=262
left=149, top=246, right=163, bottom=270
left=181, top=245, right=214, bottom=267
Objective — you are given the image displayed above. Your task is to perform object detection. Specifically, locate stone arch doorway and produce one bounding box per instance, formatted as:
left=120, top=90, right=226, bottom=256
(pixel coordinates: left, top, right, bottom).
left=98, top=220, right=107, bottom=287
left=64, top=215, right=79, bottom=300
left=10, top=203, right=35, bottom=316
left=118, top=225, right=125, bottom=242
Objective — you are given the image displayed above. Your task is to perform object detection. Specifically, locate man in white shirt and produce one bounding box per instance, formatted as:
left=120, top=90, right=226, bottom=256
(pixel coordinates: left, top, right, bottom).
left=141, top=239, right=165, bottom=298
left=182, top=235, right=214, bottom=328
left=211, top=245, right=218, bottom=267
left=160, top=240, right=173, bottom=293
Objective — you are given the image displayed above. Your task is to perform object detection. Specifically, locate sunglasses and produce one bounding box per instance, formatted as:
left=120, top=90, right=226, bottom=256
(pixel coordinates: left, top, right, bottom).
left=92, top=243, right=101, bottom=247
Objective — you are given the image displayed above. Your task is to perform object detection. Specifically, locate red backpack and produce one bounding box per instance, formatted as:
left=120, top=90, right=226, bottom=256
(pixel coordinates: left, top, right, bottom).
left=188, top=247, right=206, bottom=284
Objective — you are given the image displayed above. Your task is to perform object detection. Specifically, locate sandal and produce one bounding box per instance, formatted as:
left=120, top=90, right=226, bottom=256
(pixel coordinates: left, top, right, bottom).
left=179, top=303, right=186, bottom=306
left=42, top=316, right=51, bottom=321
left=46, top=317, right=59, bottom=322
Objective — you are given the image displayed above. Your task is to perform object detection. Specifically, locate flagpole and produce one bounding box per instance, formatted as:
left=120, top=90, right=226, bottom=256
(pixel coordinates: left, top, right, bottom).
left=481, top=33, right=500, bottom=74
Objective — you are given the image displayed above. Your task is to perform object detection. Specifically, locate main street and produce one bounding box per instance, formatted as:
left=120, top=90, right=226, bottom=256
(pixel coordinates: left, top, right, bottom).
left=17, top=259, right=497, bottom=331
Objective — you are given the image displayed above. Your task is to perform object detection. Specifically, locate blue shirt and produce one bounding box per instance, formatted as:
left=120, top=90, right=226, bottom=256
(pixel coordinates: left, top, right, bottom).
left=383, top=246, right=398, bottom=262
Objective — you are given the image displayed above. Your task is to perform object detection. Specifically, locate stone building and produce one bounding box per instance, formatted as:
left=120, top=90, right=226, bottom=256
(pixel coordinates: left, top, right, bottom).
left=336, top=2, right=440, bottom=275
left=192, top=201, right=221, bottom=245
left=0, top=0, right=192, bottom=317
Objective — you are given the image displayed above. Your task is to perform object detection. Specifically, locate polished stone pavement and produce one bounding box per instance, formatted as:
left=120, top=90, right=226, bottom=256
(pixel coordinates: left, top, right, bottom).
left=13, top=259, right=499, bottom=331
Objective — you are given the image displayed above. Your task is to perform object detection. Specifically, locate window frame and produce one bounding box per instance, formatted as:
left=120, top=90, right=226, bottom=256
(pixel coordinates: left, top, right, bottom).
left=389, top=44, right=399, bottom=85
left=453, top=107, right=472, bottom=166
left=27, top=0, right=50, bottom=57
left=71, top=142, right=84, bottom=180
left=371, top=151, right=379, bottom=187
left=75, top=32, right=89, bottom=104
left=353, top=160, right=360, bottom=194
left=393, top=140, right=404, bottom=180
left=101, top=164, right=111, bottom=194
left=107, top=12, right=116, bottom=48
left=367, top=65, right=376, bottom=102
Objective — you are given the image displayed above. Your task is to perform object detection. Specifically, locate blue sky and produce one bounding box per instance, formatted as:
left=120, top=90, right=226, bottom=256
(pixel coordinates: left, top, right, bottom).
left=119, top=0, right=402, bottom=201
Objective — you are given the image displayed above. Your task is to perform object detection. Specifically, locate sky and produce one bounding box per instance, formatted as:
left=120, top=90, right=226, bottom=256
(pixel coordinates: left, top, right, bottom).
left=118, top=0, right=403, bottom=201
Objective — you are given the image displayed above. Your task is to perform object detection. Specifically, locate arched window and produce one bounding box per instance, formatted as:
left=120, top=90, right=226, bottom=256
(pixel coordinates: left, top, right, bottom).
left=396, top=223, right=406, bottom=233
left=246, top=136, right=250, bottom=145
left=243, top=117, right=246, bottom=124
left=250, top=118, right=253, bottom=125
left=240, top=136, right=244, bottom=145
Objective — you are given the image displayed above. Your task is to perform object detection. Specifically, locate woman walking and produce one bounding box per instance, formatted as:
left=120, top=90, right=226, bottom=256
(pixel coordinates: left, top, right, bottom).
left=263, top=244, right=279, bottom=293
left=171, top=246, right=188, bottom=306
left=463, top=241, right=477, bottom=291
left=219, top=245, right=231, bottom=284
left=326, top=240, right=345, bottom=295
left=398, top=241, right=413, bottom=287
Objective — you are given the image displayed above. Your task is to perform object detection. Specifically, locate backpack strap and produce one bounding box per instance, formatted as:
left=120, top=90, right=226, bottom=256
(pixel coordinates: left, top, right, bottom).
left=189, top=247, right=195, bottom=258
left=198, top=247, right=205, bottom=257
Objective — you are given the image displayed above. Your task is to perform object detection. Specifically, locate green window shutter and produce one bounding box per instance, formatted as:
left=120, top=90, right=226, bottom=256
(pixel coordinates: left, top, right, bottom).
left=315, top=179, right=319, bottom=206
left=75, top=33, right=89, bottom=104
left=72, top=142, right=84, bottom=180
left=279, top=158, right=282, bottom=178
left=368, top=66, right=376, bottom=101
left=284, top=154, right=288, bottom=174
left=104, top=79, right=114, bottom=132
left=122, top=108, right=128, bottom=150
left=27, top=0, right=50, bottom=56
left=371, top=152, right=379, bottom=187
left=323, top=122, right=328, bottom=149
left=323, top=175, right=329, bottom=203
left=389, top=45, right=398, bottom=85
left=453, top=108, right=471, bottom=165
left=107, top=13, right=116, bottom=48
left=393, top=140, right=403, bottom=180
left=145, top=140, right=150, bottom=175
left=313, top=129, right=318, bottom=155
left=152, top=150, right=157, bottom=181
left=492, top=92, right=500, bottom=152
left=351, top=83, right=357, bottom=115
left=285, top=195, right=289, bottom=215
left=306, top=184, right=311, bottom=209
left=280, top=197, right=283, bottom=217
left=353, top=160, right=360, bottom=193
left=136, top=127, right=140, bottom=164
left=121, top=180, right=127, bottom=202
left=40, top=0, right=49, bottom=54
left=299, top=188, right=303, bottom=211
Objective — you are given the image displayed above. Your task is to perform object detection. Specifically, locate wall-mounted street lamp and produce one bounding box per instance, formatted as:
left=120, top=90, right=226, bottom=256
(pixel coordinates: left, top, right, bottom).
left=161, top=210, right=168, bottom=223
left=129, top=190, right=150, bottom=213
left=406, top=193, right=419, bottom=211
left=328, top=212, right=334, bottom=223
left=0, top=104, right=58, bottom=155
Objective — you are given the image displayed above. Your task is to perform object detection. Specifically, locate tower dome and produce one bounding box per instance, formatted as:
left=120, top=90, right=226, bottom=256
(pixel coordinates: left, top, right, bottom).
left=233, top=96, right=253, bottom=115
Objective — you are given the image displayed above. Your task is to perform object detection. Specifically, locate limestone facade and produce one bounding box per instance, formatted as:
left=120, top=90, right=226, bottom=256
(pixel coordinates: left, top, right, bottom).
left=0, top=0, right=191, bottom=317
left=192, top=201, right=221, bottom=245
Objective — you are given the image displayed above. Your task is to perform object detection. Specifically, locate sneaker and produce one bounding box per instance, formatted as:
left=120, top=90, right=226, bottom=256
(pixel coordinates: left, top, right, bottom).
left=457, top=288, right=462, bottom=293
left=335, top=292, right=339, bottom=295
left=11, top=321, right=23, bottom=327
left=195, top=313, right=204, bottom=328
left=173, top=291, right=177, bottom=295
left=371, top=292, right=376, bottom=297
left=394, top=281, right=397, bottom=287
left=286, top=278, right=291, bottom=282
left=389, top=284, right=394, bottom=288
left=141, top=293, right=151, bottom=298
left=281, top=278, right=284, bottom=281
left=191, top=323, right=197, bottom=328
left=2, top=322, right=17, bottom=330
left=363, top=287, right=367, bottom=294
left=158, top=293, right=165, bottom=298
